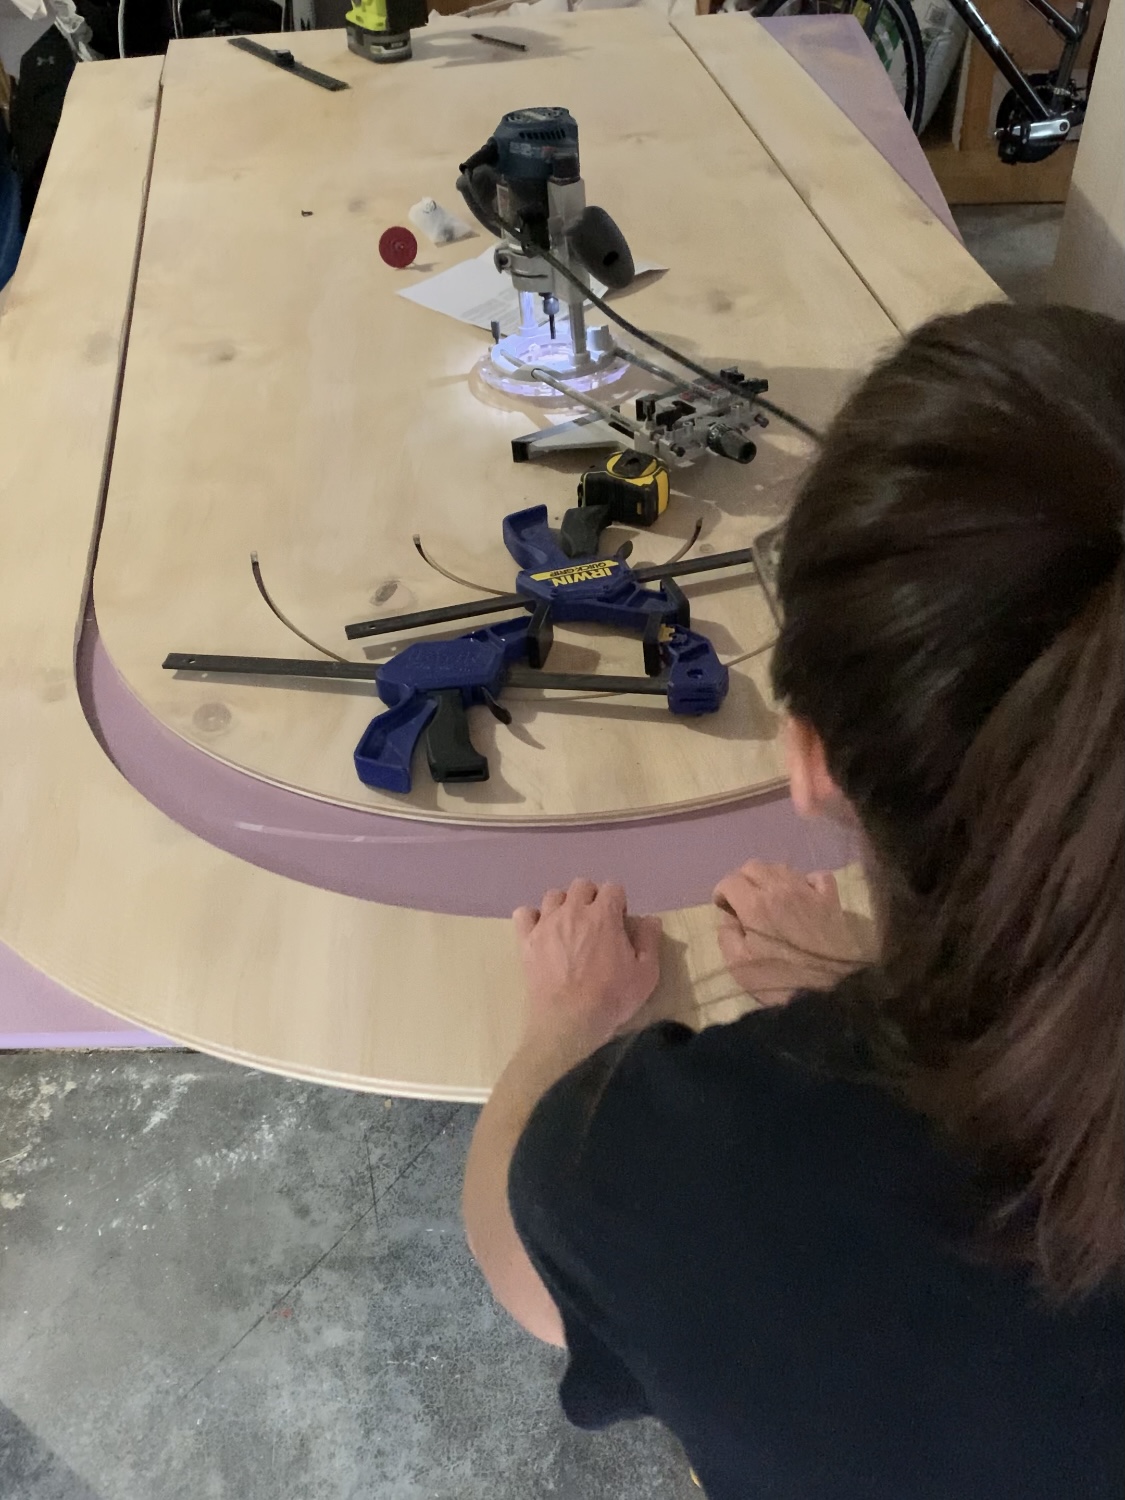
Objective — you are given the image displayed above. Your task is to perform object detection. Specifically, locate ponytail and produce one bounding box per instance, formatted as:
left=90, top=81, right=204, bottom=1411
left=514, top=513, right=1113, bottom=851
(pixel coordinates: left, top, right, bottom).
left=890, top=567, right=1124, bottom=1295
left=773, top=303, right=1125, bottom=1297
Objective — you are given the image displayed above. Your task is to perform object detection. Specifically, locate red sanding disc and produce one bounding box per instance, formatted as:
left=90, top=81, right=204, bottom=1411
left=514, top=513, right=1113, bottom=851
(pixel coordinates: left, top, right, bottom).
left=379, top=226, right=418, bottom=269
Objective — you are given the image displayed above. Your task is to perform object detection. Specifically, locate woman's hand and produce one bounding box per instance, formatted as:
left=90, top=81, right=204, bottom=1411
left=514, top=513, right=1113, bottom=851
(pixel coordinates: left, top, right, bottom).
left=465, top=878, right=657, bottom=1350
left=513, top=878, right=662, bottom=1045
left=713, top=861, right=876, bottom=1006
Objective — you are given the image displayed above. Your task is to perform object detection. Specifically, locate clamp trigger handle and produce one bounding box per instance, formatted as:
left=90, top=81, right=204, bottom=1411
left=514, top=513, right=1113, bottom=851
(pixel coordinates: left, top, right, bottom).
left=559, top=503, right=612, bottom=560
left=424, top=690, right=490, bottom=784
left=353, top=691, right=437, bottom=794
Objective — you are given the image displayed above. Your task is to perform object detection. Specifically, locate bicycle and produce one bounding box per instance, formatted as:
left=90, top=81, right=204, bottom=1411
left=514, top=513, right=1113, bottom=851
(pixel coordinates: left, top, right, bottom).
left=944, top=0, right=1099, bottom=161
left=726, top=0, right=928, bottom=133
left=716, top=0, right=1100, bottom=160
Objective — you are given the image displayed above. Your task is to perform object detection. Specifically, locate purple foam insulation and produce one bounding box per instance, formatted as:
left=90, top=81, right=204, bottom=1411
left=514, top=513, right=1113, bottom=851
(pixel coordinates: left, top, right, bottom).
left=0, top=937, right=172, bottom=1049
left=84, top=609, right=856, bottom=918
left=1, top=610, right=850, bottom=1047
left=763, top=15, right=962, bottom=241
left=0, top=611, right=173, bottom=1048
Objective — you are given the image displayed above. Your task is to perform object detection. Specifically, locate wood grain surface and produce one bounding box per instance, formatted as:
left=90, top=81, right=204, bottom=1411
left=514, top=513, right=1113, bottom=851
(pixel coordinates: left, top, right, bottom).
left=673, top=13, right=1002, bottom=331
left=0, top=49, right=775, bottom=1100
left=0, top=54, right=537, bottom=1100
left=1, top=18, right=973, bottom=1098
left=93, top=12, right=910, bottom=825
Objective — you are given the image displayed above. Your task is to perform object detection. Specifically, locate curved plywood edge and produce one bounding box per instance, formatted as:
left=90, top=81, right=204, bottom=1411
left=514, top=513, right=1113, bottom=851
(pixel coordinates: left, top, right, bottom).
left=86, top=615, right=859, bottom=916
left=1, top=40, right=878, bottom=1098
left=0, top=52, right=740, bottom=1097
left=92, top=13, right=900, bottom=825
left=672, top=12, right=1004, bottom=332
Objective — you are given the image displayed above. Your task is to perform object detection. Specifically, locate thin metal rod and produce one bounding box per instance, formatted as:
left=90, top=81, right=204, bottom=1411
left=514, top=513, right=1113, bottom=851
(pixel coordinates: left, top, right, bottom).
left=721, top=635, right=777, bottom=670
left=517, top=363, right=647, bottom=438
left=413, top=535, right=510, bottom=596
left=566, top=292, right=588, bottom=357
left=661, top=517, right=703, bottom=569
left=251, top=552, right=348, bottom=663
left=616, top=345, right=757, bottom=407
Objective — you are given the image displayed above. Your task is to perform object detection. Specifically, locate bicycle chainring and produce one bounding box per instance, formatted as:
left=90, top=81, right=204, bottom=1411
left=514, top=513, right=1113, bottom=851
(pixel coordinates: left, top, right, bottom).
left=995, top=71, right=1077, bottom=164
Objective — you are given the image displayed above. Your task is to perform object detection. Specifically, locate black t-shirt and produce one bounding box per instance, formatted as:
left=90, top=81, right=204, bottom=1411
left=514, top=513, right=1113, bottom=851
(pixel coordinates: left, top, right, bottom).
left=509, top=994, right=1125, bottom=1500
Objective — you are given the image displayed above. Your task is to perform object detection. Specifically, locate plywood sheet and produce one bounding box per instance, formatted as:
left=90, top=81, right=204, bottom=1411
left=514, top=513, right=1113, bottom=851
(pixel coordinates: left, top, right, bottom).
left=93, top=12, right=907, bottom=825
left=673, top=12, right=1002, bottom=330
left=0, top=52, right=786, bottom=1098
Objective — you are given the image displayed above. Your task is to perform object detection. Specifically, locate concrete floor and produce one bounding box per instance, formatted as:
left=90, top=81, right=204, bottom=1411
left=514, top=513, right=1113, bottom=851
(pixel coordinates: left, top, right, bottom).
left=1, top=1052, right=697, bottom=1500
left=951, top=203, right=1064, bottom=301
left=0, top=201, right=1063, bottom=1500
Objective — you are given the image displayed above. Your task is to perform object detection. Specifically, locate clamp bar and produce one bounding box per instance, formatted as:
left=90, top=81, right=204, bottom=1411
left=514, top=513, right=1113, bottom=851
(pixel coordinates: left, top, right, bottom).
left=163, top=653, right=669, bottom=698
left=634, top=546, right=756, bottom=583
left=345, top=593, right=529, bottom=641
left=507, top=667, right=668, bottom=695
left=343, top=545, right=758, bottom=641
left=164, top=653, right=378, bottom=680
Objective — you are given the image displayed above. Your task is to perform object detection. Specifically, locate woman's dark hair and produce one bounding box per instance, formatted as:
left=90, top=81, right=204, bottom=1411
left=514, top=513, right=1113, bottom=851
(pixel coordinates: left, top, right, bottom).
left=772, top=304, right=1125, bottom=1298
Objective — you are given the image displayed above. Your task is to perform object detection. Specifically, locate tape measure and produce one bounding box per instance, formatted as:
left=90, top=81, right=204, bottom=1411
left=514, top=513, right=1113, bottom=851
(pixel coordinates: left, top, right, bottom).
left=577, top=450, right=670, bottom=528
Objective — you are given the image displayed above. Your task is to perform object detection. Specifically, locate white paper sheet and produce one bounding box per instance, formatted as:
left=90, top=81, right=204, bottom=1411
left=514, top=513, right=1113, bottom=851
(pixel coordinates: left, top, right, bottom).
left=397, top=247, right=664, bottom=335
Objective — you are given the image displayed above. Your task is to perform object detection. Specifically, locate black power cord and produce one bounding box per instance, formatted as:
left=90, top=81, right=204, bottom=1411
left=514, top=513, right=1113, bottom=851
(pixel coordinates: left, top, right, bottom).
left=534, top=239, right=823, bottom=444
left=457, top=164, right=823, bottom=444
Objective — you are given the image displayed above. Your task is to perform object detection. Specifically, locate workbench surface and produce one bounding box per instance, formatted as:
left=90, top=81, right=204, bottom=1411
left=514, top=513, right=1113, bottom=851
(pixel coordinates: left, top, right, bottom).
left=0, top=12, right=997, bottom=1091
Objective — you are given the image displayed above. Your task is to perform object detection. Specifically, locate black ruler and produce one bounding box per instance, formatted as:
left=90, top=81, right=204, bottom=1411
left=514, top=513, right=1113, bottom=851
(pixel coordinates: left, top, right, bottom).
left=228, top=37, right=349, bottom=92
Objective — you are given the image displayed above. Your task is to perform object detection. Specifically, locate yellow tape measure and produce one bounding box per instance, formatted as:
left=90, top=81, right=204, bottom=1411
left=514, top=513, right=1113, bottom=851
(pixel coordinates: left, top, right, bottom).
left=578, top=451, right=671, bottom=528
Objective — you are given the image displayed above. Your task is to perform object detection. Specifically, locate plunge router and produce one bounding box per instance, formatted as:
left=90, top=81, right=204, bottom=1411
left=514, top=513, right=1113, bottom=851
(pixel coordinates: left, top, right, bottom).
left=458, top=107, right=781, bottom=470
left=456, top=107, right=636, bottom=400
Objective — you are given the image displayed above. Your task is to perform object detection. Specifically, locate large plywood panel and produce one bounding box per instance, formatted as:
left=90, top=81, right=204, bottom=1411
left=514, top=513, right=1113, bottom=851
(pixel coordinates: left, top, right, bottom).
left=1, top=44, right=883, bottom=1096
left=0, top=53, right=768, bottom=1097
left=93, top=12, right=903, bottom=825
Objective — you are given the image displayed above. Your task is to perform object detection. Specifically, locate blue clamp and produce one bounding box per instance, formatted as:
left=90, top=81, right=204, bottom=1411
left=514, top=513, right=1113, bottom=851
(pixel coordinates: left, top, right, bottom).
left=353, top=508, right=729, bottom=794
left=354, top=617, right=530, bottom=792
left=662, top=626, right=728, bottom=715
left=504, top=505, right=683, bottom=630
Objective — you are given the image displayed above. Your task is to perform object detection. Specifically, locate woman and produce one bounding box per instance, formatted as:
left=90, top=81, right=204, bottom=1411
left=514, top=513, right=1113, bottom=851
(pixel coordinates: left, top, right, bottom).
left=462, top=304, right=1124, bottom=1499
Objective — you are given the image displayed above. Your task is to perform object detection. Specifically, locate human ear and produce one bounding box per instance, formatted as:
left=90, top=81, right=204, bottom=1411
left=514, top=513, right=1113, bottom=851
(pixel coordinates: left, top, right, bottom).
left=784, top=715, right=852, bottom=823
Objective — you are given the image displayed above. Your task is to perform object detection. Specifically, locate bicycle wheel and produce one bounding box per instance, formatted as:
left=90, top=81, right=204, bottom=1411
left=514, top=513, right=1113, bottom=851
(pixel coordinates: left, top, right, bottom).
left=752, top=0, right=928, bottom=134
